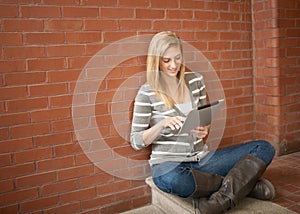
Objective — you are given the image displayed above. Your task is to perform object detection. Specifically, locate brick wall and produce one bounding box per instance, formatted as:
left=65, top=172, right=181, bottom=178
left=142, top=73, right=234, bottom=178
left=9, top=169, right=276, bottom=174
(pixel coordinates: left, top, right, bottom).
left=0, top=0, right=299, bottom=213
left=252, top=0, right=300, bottom=154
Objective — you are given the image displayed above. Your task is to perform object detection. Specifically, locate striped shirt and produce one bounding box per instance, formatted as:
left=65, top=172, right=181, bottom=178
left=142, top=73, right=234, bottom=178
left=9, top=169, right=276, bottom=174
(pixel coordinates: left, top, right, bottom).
left=130, top=72, right=209, bottom=165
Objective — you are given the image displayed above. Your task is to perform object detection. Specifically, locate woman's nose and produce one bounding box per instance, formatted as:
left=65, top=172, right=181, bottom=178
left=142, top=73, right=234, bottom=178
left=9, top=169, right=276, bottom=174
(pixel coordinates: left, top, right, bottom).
left=169, top=59, right=176, bottom=68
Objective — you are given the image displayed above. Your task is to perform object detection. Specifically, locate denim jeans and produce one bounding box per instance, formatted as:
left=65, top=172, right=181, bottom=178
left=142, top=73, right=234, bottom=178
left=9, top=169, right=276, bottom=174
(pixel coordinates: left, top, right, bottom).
left=151, top=140, right=275, bottom=198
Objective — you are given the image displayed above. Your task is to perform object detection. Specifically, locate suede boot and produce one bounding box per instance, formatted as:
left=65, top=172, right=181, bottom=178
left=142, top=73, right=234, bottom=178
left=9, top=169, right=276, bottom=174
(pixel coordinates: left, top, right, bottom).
left=195, top=154, right=267, bottom=214
left=190, top=169, right=223, bottom=198
left=249, top=178, right=275, bottom=200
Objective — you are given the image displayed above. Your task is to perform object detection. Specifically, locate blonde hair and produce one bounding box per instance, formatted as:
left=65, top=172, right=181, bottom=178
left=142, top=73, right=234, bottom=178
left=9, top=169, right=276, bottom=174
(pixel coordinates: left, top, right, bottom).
left=147, top=31, right=186, bottom=109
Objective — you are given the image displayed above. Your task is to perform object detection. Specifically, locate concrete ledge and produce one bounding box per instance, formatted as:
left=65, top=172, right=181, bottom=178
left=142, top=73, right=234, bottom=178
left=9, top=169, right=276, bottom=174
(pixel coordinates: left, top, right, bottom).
left=146, top=177, right=297, bottom=214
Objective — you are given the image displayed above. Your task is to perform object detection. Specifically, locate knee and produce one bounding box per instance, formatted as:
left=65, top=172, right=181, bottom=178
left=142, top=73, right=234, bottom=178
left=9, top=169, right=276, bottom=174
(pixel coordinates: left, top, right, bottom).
left=254, top=140, right=275, bottom=164
left=257, top=140, right=275, bottom=155
left=152, top=169, right=195, bottom=198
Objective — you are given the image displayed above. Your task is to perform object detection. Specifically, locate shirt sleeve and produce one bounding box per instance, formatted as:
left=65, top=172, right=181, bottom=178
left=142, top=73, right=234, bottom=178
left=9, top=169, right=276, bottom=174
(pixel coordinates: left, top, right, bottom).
left=194, top=72, right=207, bottom=106
left=130, top=88, right=152, bottom=150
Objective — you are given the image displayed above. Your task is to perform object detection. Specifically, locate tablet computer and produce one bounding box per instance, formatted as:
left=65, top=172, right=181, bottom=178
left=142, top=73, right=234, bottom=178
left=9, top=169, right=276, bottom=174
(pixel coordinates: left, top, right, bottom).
left=179, top=99, right=224, bottom=134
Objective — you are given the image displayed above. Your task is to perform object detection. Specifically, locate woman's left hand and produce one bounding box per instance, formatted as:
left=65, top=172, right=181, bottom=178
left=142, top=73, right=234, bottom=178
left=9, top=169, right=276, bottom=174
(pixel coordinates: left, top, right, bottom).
left=191, top=125, right=210, bottom=139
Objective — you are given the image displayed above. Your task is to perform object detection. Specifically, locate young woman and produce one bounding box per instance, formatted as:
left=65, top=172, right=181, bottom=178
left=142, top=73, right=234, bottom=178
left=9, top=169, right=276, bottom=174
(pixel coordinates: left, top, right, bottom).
left=130, top=31, right=275, bottom=213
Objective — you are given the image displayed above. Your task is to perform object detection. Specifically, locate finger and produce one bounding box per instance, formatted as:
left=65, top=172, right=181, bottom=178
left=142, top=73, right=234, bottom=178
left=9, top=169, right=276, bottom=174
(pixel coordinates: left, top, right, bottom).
left=173, top=117, right=183, bottom=127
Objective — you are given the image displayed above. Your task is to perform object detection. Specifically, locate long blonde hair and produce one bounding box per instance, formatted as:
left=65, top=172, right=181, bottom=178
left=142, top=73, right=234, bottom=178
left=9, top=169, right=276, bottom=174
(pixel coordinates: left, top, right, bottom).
left=147, top=31, right=186, bottom=109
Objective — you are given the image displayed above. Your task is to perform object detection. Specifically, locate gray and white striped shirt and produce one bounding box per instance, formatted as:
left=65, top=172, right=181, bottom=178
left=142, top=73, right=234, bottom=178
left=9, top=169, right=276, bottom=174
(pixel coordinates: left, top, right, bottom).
left=130, top=72, right=209, bottom=166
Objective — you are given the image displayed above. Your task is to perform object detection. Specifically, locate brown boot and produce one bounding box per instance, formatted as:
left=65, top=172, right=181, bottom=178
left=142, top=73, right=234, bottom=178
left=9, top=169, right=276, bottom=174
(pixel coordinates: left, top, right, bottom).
left=248, top=178, right=275, bottom=200
left=190, top=169, right=223, bottom=198
left=195, top=155, right=267, bottom=214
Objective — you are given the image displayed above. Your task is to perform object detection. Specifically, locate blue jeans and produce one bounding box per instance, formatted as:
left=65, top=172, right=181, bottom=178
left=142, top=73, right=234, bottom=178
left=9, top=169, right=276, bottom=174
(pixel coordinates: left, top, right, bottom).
left=151, top=140, right=275, bottom=198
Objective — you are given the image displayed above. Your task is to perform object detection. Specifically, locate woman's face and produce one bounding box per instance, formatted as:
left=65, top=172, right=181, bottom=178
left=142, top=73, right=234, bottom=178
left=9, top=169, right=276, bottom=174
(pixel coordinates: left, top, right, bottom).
left=159, top=46, right=182, bottom=77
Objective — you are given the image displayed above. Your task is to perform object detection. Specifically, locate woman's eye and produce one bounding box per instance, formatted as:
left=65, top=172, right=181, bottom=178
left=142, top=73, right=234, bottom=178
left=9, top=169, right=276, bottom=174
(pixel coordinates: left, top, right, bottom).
left=163, top=58, right=170, bottom=63
left=175, top=55, right=181, bottom=60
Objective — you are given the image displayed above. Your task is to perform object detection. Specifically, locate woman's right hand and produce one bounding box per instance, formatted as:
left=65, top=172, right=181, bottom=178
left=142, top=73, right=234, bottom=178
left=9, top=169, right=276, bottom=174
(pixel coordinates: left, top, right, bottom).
left=163, top=116, right=184, bottom=130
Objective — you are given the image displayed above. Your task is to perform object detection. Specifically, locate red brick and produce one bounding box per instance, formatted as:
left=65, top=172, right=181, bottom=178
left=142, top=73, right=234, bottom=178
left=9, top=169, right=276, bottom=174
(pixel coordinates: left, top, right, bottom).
left=0, top=33, right=22, bottom=45
left=49, top=95, right=72, bottom=107
left=79, top=172, right=113, bottom=188
left=220, top=51, right=241, bottom=60
left=54, top=143, right=82, bottom=157
left=0, top=127, right=9, bottom=140
left=85, top=43, right=106, bottom=57
left=28, top=58, right=67, bottom=71
left=118, top=0, right=150, bottom=7
left=195, top=11, right=219, bottom=20
left=153, top=20, right=181, bottom=30
left=37, top=156, right=75, bottom=172
left=180, top=0, right=205, bottom=9
left=82, top=195, right=115, bottom=210
left=152, top=0, right=178, bottom=8
left=29, top=83, right=68, bottom=97
left=168, top=10, right=193, bottom=19
left=206, top=1, right=229, bottom=11
left=82, top=0, right=116, bottom=6
left=103, top=32, right=136, bottom=42
left=67, top=56, right=90, bottom=69
left=287, top=47, right=300, bottom=56
left=0, top=179, right=14, bottom=193
left=220, top=32, right=243, bottom=41
left=0, top=60, right=25, bottom=73
left=58, top=164, right=93, bottom=181
left=41, top=180, right=78, bottom=196
left=47, top=69, right=81, bottom=82
left=21, top=5, right=61, bottom=18
left=15, top=171, right=56, bottom=188
left=0, top=163, right=35, bottom=179
left=7, top=97, right=48, bottom=113
left=43, top=0, right=80, bottom=5
left=113, top=145, right=137, bottom=157
left=31, top=108, right=70, bottom=122
left=25, top=33, right=65, bottom=45
left=120, top=20, right=152, bottom=30
left=0, top=188, right=38, bottom=206
left=136, top=9, right=165, bottom=19
left=182, top=20, right=207, bottom=30
left=100, top=7, right=133, bottom=18
left=0, top=153, right=12, bottom=167
left=208, top=22, right=230, bottom=30
left=256, top=104, right=281, bottom=116
left=233, top=60, right=252, bottom=69
left=196, top=32, right=219, bottom=40
left=4, top=46, right=45, bottom=59
left=52, top=119, right=74, bottom=132
left=115, top=187, right=145, bottom=201
left=60, top=187, right=96, bottom=204
left=34, top=132, right=72, bottom=147
left=10, top=122, right=51, bottom=138
left=0, top=204, right=18, bottom=213
left=21, top=195, right=59, bottom=213
left=5, top=72, right=46, bottom=86
left=14, top=147, right=53, bottom=164
left=209, top=41, right=231, bottom=50
left=66, top=32, right=101, bottom=43
left=63, top=7, right=99, bottom=18
left=0, top=5, right=18, bottom=17
left=44, top=202, right=81, bottom=214
left=0, top=112, right=30, bottom=127
left=84, top=20, right=119, bottom=31
left=97, top=180, right=131, bottom=195
left=45, top=20, right=83, bottom=31
left=0, top=138, right=32, bottom=153
left=2, top=19, right=44, bottom=32
left=220, top=12, right=241, bottom=21
left=46, top=44, right=85, bottom=57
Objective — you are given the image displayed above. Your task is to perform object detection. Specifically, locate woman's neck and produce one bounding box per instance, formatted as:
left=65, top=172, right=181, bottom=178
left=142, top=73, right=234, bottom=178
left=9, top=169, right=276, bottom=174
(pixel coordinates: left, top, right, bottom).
left=161, top=72, right=179, bottom=89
